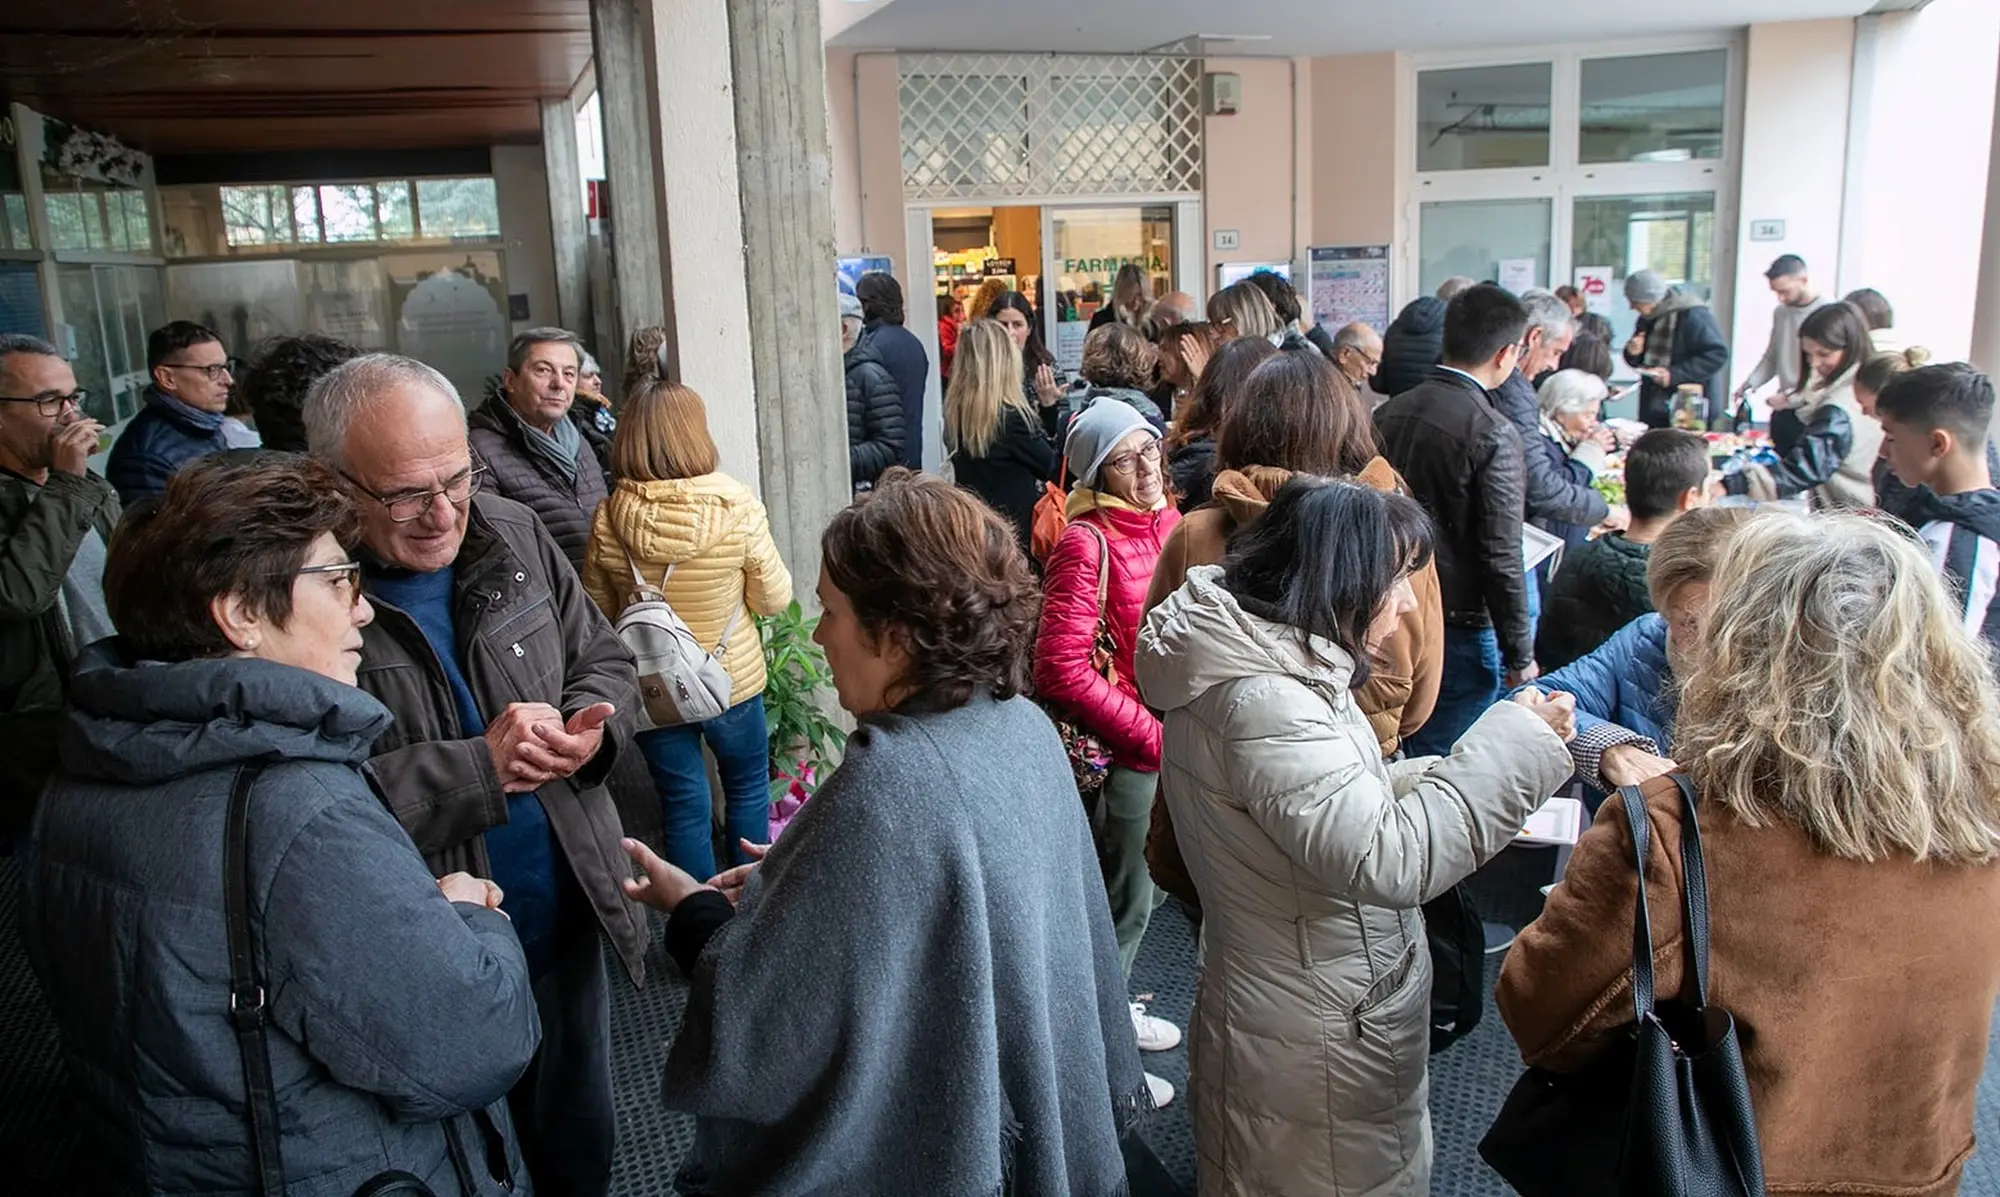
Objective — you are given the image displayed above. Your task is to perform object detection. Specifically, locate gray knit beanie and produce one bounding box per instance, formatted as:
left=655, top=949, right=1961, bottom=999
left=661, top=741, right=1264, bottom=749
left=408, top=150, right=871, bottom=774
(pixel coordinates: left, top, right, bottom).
left=1063, top=397, right=1154, bottom=488
left=1624, top=270, right=1669, bottom=305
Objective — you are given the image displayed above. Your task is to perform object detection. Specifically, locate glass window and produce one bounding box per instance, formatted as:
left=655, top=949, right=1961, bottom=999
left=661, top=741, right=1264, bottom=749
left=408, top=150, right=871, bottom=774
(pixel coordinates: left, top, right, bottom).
left=377, top=181, right=414, bottom=240
left=110, top=189, right=153, bottom=253
left=1580, top=51, right=1726, bottom=164
left=77, top=192, right=108, bottom=250
left=1046, top=205, right=1176, bottom=376
left=57, top=265, right=114, bottom=423
left=1418, top=197, right=1552, bottom=296
left=220, top=185, right=290, bottom=247
left=1, top=194, right=29, bottom=250
left=292, top=186, right=321, bottom=243
left=416, top=177, right=501, bottom=239
left=1417, top=63, right=1552, bottom=172
left=1570, top=191, right=1719, bottom=380
left=319, top=184, right=378, bottom=242
left=46, top=192, right=89, bottom=250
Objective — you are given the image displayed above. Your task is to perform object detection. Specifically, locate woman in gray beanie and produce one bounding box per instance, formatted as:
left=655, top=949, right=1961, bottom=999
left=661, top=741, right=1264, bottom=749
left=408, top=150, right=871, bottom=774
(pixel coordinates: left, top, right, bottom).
left=1621, top=268, right=1731, bottom=427
left=1033, top=396, right=1185, bottom=1109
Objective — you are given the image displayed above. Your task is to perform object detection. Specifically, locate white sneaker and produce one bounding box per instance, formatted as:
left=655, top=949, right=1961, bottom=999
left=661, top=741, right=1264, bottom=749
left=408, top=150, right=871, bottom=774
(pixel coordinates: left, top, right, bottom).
left=1144, top=1070, right=1176, bottom=1109
left=1131, top=1000, right=1183, bottom=1052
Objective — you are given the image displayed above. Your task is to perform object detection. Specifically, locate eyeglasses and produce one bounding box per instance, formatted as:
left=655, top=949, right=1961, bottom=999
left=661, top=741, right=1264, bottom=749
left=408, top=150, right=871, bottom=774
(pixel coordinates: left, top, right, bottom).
left=284, top=560, right=366, bottom=607
left=341, top=465, right=486, bottom=524
left=1102, top=440, right=1163, bottom=475
left=0, top=390, right=87, bottom=417
left=164, top=361, right=234, bottom=382
left=1342, top=347, right=1381, bottom=369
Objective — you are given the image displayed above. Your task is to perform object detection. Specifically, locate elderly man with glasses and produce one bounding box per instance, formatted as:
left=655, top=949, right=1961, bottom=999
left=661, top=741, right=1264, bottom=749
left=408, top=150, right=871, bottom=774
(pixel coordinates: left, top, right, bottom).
left=1331, top=322, right=1385, bottom=395
left=0, top=333, right=116, bottom=845
left=304, top=353, right=644, bottom=1197
left=105, top=320, right=235, bottom=505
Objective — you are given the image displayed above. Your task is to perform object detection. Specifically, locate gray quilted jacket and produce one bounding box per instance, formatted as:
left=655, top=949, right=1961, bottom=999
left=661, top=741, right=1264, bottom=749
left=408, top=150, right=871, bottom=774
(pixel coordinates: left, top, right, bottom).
left=23, top=645, right=541, bottom=1195
left=1137, top=568, right=1571, bottom=1196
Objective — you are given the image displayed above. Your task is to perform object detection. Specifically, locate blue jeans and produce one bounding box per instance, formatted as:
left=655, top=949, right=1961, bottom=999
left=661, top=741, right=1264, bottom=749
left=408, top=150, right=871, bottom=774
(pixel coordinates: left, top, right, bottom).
left=1406, top=625, right=1502, bottom=758
left=635, top=694, right=771, bottom=881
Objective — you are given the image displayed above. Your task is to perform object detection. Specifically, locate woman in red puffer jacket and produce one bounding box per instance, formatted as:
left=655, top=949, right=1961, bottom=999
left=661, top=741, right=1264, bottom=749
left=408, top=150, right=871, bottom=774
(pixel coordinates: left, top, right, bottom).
left=1034, top=396, right=1182, bottom=1106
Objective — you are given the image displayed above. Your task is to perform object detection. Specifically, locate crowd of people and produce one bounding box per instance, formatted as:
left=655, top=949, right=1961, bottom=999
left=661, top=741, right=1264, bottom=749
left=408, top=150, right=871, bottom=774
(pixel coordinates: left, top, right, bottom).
left=1, top=245, right=1999, bottom=1197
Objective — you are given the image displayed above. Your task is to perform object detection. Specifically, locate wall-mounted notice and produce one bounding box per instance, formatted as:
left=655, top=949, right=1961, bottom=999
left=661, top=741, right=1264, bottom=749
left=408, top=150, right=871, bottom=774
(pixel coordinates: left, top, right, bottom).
left=1307, top=245, right=1391, bottom=334
left=1573, top=266, right=1618, bottom=319
left=1498, top=257, right=1537, bottom=295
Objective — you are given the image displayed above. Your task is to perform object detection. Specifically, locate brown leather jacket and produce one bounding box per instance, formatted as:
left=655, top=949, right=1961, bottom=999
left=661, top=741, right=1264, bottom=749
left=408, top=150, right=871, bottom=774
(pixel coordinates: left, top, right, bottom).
left=1139, top=460, right=1445, bottom=905
left=355, top=493, right=648, bottom=982
left=1500, top=777, right=2000, bottom=1197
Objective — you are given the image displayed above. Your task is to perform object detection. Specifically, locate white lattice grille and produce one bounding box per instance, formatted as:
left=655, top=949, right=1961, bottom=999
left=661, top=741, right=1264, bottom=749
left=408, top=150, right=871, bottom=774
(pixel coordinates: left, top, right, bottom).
left=900, top=54, right=1203, bottom=200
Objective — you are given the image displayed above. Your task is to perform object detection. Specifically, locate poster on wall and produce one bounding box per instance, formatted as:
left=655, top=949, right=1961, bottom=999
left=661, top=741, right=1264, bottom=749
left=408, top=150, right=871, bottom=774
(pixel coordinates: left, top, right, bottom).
left=1497, top=257, right=1538, bottom=295
left=837, top=255, right=893, bottom=297
left=1572, top=266, right=1618, bottom=319
left=1307, top=245, right=1391, bottom=334
left=1055, top=320, right=1089, bottom=377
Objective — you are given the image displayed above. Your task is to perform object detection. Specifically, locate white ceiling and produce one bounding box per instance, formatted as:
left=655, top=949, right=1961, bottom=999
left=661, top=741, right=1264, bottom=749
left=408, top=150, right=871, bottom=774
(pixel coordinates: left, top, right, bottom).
left=830, top=0, right=1879, bottom=56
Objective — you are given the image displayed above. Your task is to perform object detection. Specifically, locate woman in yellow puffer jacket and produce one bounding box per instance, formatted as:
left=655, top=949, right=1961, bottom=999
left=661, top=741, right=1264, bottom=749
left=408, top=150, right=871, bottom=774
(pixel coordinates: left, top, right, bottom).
left=583, top=366, right=793, bottom=881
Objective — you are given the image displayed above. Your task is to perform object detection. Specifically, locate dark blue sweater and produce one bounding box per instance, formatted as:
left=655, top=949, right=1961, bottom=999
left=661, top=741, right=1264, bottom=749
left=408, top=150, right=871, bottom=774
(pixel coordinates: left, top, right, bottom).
left=366, top=564, right=565, bottom=976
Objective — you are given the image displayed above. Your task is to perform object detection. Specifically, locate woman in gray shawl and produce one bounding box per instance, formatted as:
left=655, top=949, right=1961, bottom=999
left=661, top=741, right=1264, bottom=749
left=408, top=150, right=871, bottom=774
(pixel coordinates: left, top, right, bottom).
left=621, top=468, right=1150, bottom=1195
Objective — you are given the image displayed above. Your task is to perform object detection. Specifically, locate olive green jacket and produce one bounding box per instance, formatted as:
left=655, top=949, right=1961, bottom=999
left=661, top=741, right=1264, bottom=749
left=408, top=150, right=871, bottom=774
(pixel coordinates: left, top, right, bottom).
left=0, top=465, right=120, bottom=832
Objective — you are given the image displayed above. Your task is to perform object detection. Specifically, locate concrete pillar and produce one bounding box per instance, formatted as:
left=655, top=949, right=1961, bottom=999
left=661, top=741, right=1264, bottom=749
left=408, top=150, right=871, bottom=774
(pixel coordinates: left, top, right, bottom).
left=1973, top=36, right=2000, bottom=378
left=726, top=0, right=850, bottom=593
left=540, top=99, right=590, bottom=336
left=588, top=0, right=667, bottom=352
left=586, top=0, right=847, bottom=594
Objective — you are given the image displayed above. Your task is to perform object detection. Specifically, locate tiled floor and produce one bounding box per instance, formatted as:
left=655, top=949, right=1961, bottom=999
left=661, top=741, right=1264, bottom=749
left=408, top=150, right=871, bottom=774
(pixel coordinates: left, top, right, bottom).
left=3, top=852, right=1996, bottom=1195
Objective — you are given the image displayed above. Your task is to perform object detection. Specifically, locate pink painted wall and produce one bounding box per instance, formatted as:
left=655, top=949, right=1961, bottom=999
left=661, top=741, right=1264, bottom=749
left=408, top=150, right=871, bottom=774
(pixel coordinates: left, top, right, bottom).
left=1309, top=53, right=1399, bottom=250
left=1202, top=57, right=1300, bottom=292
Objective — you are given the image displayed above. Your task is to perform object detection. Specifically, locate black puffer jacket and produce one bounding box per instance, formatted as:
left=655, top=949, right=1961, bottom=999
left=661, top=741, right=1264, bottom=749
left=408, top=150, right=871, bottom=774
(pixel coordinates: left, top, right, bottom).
left=468, top=388, right=610, bottom=574
left=845, top=338, right=906, bottom=492
left=1375, top=367, right=1534, bottom=670
left=1373, top=297, right=1447, bottom=399
left=1536, top=533, right=1653, bottom=672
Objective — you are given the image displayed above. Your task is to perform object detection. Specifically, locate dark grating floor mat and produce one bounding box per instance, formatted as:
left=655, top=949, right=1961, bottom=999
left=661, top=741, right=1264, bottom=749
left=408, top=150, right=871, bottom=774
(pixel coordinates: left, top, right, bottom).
left=3, top=850, right=1998, bottom=1194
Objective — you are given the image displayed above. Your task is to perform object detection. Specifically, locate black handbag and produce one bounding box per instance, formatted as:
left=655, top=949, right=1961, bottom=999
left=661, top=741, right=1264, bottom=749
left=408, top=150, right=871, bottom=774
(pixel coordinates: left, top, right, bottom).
left=1478, top=774, right=1766, bottom=1196
left=223, top=765, right=487, bottom=1197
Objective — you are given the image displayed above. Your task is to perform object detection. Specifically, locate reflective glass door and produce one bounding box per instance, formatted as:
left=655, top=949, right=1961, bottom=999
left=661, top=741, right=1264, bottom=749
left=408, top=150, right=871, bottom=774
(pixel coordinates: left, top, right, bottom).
left=1046, top=205, right=1176, bottom=377
left=1417, top=198, right=1552, bottom=297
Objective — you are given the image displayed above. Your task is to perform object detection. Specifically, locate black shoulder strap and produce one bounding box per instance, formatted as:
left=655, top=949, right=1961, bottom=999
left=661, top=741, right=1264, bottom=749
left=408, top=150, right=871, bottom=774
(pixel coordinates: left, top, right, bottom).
left=1618, top=784, right=1657, bottom=1023
left=224, top=762, right=286, bottom=1194
left=1670, top=773, right=1714, bottom=1006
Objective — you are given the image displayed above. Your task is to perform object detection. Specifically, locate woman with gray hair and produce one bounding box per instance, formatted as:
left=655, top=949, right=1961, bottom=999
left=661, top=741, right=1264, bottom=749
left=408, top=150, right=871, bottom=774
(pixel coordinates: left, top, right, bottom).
left=1499, top=508, right=2000, bottom=1196
left=1621, top=269, right=1730, bottom=428
left=1528, top=368, right=1618, bottom=550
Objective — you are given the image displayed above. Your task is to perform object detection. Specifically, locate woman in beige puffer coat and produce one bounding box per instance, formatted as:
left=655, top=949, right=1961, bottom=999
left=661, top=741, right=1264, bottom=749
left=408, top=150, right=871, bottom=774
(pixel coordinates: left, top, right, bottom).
left=582, top=369, right=791, bottom=883
left=1136, top=477, right=1574, bottom=1197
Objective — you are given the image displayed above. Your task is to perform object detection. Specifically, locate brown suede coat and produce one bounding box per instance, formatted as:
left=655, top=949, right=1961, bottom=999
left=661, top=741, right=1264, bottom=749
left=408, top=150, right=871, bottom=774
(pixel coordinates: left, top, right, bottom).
left=1140, top=459, right=1445, bottom=905
left=1498, top=776, right=2000, bottom=1196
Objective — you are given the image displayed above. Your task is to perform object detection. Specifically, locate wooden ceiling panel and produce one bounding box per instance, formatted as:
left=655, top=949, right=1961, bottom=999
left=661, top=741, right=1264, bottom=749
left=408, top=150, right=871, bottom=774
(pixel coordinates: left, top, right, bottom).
left=0, top=1, right=594, bottom=154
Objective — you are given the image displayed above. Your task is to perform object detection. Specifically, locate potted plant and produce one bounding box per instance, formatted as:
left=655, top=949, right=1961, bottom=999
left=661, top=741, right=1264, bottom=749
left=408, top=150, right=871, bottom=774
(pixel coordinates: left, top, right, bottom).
left=758, top=601, right=845, bottom=837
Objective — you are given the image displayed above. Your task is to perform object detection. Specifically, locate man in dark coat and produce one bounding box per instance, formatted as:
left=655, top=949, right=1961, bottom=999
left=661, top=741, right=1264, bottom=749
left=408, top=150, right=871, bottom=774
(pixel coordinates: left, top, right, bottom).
left=1373, top=296, right=1446, bottom=398
left=855, top=272, right=930, bottom=471
left=105, top=320, right=233, bottom=504
left=468, top=327, right=609, bottom=575
left=0, top=334, right=118, bottom=839
left=307, top=353, right=644, bottom=1197
left=1375, top=284, right=1535, bottom=755
left=1489, top=290, right=1610, bottom=555
left=842, top=294, right=906, bottom=492
left=1622, top=270, right=1730, bottom=428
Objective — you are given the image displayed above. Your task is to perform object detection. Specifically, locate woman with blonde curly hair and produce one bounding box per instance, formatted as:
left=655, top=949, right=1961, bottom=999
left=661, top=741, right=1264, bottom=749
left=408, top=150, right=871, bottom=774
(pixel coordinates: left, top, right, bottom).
left=1499, top=509, right=2000, bottom=1197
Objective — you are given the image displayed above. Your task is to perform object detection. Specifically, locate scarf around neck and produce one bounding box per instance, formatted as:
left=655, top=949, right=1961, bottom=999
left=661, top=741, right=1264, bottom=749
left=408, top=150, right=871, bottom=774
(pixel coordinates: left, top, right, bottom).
left=518, top=405, right=583, bottom=487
